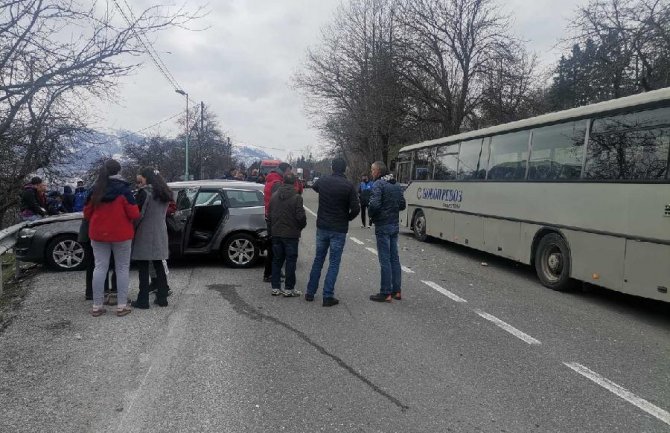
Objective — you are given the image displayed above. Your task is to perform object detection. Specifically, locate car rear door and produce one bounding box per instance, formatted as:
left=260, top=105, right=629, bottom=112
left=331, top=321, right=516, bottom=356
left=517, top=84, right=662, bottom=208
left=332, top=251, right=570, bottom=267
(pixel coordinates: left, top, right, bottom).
left=169, top=187, right=199, bottom=256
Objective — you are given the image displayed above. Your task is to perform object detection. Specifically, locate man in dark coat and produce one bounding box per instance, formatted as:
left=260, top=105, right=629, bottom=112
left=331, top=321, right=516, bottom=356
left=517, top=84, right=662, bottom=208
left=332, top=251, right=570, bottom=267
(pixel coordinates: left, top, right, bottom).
left=19, top=176, right=47, bottom=221
left=305, top=158, right=360, bottom=307
left=262, top=162, right=293, bottom=282
left=62, top=185, right=75, bottom=212
left=368, top=161, right=406, bottom=302
left=268, top=172, right=307, bottom=297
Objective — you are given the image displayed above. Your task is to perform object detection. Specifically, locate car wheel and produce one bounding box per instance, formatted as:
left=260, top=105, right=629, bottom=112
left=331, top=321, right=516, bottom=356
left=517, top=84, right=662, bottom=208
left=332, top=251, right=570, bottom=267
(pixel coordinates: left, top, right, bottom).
left=46, top=235, right=88, bottom=271
left=222, top=233, right=259, bottom=268
left=534, top=232, right=573, bottom=291
left=413, top=210, right=428, bottom=242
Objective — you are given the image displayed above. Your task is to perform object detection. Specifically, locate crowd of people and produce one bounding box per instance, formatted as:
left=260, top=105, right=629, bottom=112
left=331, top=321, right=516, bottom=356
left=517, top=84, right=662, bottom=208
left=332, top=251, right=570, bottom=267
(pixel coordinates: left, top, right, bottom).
left=19, top=155, right=407, bottom=315
left=264, top=157, right=406, bottom=306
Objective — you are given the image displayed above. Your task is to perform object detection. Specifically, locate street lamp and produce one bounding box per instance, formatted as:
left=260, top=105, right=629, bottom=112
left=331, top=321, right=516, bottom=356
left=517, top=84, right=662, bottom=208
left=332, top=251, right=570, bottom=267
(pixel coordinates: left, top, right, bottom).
left=175, top=89, right=189, bottom=180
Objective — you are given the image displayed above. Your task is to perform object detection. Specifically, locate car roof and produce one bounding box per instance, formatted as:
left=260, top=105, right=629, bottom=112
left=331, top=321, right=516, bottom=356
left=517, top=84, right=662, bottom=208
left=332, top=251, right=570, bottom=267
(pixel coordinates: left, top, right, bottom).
left=168, top=180, right=264, bottom=191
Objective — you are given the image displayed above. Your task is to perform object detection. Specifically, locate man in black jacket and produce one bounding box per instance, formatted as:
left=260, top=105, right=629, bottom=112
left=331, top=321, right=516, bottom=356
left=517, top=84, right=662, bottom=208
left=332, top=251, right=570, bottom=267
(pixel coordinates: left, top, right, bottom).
left=268, top=173, right=307, bottom=297
left=305, top=158, right=360, bottom=306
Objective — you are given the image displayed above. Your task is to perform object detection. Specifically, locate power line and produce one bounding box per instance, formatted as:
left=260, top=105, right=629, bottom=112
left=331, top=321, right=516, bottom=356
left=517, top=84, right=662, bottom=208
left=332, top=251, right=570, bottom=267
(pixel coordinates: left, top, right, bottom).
left=111, top=0, right=182, bottom=91
left=115, top=112, right=182, bottom=141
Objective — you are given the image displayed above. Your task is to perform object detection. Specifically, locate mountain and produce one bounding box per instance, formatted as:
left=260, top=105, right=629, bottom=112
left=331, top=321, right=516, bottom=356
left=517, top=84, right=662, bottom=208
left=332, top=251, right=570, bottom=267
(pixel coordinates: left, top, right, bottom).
left=232, top=145, right=275, bottom=167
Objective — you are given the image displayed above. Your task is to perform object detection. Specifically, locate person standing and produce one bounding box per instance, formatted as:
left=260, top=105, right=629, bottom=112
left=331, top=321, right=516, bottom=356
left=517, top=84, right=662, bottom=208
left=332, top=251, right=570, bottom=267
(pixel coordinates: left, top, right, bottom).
left=358, top=174, right=373, bottom=228
left=262, top=162, right=293, bottom=282
left=131, top=168, right=171, bottom=309
left=268, top=172, right=307, bottom=297
left=305, top=158, right=360, bottom=307
left=368, top=161, right=406, bottom=302
left=62, top=185, right=75, bottom=213
left=19, top=176, right=47, bottom=221
left=73, top=180, right=88, bottom=212
left=84, top=159, right=140, bottom=317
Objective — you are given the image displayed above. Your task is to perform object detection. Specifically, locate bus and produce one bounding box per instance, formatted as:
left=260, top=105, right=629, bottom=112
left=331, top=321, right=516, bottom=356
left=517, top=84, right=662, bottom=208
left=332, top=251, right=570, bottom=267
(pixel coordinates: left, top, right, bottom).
left=259, top=159, right=281, bottom=176
left=396, top=87, right=670, bottom=302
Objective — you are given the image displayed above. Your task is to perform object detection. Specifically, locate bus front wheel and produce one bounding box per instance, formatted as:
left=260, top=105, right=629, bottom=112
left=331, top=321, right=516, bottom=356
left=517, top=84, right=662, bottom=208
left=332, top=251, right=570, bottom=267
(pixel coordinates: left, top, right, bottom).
left=413, top=210, right=428, bottom=242
left=534, top=233, right=572, bottom=291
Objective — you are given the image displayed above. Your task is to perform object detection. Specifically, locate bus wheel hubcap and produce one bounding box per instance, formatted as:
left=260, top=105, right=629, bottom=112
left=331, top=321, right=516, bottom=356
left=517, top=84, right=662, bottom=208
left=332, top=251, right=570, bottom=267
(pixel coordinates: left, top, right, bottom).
left=548, top=252, right=562, bottom=273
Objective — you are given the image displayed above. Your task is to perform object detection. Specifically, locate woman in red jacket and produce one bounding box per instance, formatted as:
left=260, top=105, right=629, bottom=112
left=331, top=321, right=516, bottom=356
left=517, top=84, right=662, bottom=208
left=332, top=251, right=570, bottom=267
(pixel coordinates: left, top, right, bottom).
left=84, top=159, right=140, bottom=317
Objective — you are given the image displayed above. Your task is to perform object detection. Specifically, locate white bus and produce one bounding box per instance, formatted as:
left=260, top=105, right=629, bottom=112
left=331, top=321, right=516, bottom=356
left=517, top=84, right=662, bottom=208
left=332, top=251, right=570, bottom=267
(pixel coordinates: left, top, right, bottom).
left=396, top=87, right=670, bottom=302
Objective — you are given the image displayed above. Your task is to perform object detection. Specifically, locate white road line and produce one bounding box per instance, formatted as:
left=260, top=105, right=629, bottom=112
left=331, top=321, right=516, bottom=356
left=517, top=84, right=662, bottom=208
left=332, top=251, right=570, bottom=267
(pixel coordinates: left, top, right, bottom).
left=401, top=266, right=415, bottom=274
left=474, top=310, right=541, bottom=345
left=564, top=362, right=670, bottom=427
left=366, top=247, right=378, bottom=255
left=349, top=237, right=365, bottom=245
left=303, top=206, right=317, bottom=217
left=421, top=280, right=467, bottom=303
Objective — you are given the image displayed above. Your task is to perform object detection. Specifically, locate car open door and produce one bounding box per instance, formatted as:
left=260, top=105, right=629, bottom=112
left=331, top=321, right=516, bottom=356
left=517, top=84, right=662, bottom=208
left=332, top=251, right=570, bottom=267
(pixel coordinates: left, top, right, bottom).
left=169, top=187, right=199, bottom=256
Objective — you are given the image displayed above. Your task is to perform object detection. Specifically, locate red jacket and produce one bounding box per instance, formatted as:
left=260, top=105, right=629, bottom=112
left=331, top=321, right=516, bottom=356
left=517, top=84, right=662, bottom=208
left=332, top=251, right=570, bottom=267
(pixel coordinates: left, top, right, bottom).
left=84, top=180, right=141, bottom=242
left=264, top=172, right=304, bottom=216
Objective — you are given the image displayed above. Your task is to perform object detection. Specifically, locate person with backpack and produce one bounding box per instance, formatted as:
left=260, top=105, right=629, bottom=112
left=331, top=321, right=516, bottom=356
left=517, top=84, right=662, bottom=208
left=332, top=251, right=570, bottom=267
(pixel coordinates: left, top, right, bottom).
left=130, top=167, right=171, bottom=309
left=73, top=180, right=88, bottom=212
left=84, top=159, right=140, bottom=317
left=262, top=162, right=294, bottom=282
left=62, top=185, right=75, bottom=212
left=358, top=174, right=373, bottom=228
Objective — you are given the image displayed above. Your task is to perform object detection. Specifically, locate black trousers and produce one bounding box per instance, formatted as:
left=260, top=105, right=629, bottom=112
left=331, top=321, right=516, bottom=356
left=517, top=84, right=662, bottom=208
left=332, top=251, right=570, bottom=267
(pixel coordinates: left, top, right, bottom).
left=360, top=205, right=371, bottom=227
left=136, top=260, right=168, bottom=306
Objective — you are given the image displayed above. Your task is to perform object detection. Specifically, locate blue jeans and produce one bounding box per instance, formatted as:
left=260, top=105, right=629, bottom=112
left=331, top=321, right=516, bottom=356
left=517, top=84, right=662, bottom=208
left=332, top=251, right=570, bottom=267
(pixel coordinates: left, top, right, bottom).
left=375, top=223, right=401, bottom=295
left=306, top=228, right=346, bottom=299
left=272, top=237, right=299, bottom=290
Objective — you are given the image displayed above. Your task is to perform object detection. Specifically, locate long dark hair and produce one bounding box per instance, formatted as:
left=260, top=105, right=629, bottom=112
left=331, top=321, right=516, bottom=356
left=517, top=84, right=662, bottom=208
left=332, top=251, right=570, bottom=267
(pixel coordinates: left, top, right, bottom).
left=140, top=167, right=172, bottom=202
left=90, top=159, right=121, bottom=206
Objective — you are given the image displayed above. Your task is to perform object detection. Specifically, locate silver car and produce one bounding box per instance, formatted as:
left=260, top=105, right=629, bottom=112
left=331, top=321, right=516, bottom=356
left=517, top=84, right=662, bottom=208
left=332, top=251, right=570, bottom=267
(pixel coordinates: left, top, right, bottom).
left=15, top=180, right=268, bottom=271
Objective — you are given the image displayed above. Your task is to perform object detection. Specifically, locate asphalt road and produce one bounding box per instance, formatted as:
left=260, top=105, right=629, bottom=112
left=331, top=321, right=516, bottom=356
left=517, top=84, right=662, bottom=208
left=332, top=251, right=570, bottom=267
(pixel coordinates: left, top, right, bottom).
left=0, top=189, right=669, bottom=432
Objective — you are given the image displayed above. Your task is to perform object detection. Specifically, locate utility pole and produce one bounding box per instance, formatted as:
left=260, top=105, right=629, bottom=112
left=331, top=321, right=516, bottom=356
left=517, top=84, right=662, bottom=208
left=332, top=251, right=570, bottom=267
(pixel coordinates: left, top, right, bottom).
left=200, top=101, right=204, bottom=180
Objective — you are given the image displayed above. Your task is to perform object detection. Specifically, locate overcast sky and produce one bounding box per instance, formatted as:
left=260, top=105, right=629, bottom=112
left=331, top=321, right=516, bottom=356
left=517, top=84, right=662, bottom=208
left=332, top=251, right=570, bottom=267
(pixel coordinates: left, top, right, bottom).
left=95, top=0, right=584, bottom=159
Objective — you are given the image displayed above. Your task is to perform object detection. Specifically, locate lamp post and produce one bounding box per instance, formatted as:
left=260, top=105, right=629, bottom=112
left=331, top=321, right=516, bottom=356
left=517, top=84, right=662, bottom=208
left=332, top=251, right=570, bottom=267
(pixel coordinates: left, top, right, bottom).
left=175, top=89, right=189, bottom=180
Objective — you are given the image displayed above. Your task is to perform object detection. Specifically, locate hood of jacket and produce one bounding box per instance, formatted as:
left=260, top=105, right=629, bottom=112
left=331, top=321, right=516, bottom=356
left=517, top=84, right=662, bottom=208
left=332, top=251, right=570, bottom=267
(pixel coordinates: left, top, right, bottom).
left=277, top=183, right=297, bottom=200
left=265, top=171, right=283, bottom=185
left=101, top=175, right=134, bottom=203
left=23, top=183, right=37, bottom=191
left=380, top=173, right=396, bottom=184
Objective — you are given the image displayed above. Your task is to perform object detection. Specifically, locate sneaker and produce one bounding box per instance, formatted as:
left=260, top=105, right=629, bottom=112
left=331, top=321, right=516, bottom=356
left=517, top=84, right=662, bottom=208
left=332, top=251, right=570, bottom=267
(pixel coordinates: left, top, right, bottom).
left=370, top=293, right=392, bottom=302
left=392, top=291, right=401, bottom=301
left=154, top=298, right=168, bottom=307
left=322, top=297, right=339, bottom=307
left=271, top=289, right=281, bottom=296
left=282, top=289, right=302, bottom=297
left=304, top=293, right=314, bottom=302
left=131, top=300, right=150, bottom=309
left=361, top=225, right=366, bottom=228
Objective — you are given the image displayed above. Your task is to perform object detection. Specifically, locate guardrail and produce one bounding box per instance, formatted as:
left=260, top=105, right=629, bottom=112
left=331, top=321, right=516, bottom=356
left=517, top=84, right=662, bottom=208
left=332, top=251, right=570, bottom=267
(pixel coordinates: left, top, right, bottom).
left=0, top=221, right=28, bottom=297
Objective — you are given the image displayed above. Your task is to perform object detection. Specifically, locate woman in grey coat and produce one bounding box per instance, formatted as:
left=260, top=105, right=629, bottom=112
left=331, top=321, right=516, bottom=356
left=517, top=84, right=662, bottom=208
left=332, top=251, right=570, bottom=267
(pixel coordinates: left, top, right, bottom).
left=131, top=168, right=172, bottom=309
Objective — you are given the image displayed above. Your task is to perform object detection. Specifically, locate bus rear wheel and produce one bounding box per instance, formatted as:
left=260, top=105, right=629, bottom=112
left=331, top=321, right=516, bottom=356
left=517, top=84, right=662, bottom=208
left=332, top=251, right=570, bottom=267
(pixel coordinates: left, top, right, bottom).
left=534, top=233, right=572, bottom=291
left=413, top=210, right=428, bottom=242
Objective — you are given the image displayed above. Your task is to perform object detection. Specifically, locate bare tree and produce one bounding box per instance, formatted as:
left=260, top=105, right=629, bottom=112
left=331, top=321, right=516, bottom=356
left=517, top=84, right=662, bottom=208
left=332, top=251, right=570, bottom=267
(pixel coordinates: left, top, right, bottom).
left=396, top=0, right=534, bottom=136
left=0, top=0, right=200, bottom=225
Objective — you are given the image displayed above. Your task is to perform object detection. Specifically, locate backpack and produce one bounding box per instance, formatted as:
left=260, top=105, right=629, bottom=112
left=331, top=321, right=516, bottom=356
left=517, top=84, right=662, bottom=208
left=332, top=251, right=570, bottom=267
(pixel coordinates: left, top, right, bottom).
left=73, top=189, right=87, bottom=212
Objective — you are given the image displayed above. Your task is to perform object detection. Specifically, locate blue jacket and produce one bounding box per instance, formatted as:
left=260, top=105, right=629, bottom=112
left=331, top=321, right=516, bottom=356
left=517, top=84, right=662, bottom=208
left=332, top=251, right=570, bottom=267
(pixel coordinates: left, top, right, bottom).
left=368, top=174, right=406, bottom=226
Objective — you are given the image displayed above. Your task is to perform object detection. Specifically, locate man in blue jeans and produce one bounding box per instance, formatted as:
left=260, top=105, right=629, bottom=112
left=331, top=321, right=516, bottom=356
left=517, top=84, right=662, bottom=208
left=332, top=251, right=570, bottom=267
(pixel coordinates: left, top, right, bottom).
left=368, top=161, right=406, bottom=302
left=306, top=158, right=360, bottom=306
left=268, top=172, right=307, bottom=297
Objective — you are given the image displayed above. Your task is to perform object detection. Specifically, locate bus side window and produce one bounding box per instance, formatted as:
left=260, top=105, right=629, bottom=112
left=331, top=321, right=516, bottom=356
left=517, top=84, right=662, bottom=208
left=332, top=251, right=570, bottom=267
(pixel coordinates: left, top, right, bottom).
left=488, top=131, right=530, bottom=180
left=584, top=107, right=670, bottom=181
left=529, top=122, right=585, bottom=181
left=412, top=148, right=433, bottom=181
left=434, top=143, right=459, bottom=180
left=457, top=138, right=484, bottom=180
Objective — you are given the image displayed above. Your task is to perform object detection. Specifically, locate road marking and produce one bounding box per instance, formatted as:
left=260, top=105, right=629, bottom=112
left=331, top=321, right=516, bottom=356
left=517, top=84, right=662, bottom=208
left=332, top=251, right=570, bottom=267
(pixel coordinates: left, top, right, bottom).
left=564, top=362, right=670, bottom=426
left=474, top=310, right=541, bottom=345
left=401, top=266, right=415, bottom=274
left=366, top=247, right=378, bottom=255
left=350, top=237, right=365, bottom=245
left=421, top=280, right=467, bottom=303
left=303, top=206, right=317, bottom=217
